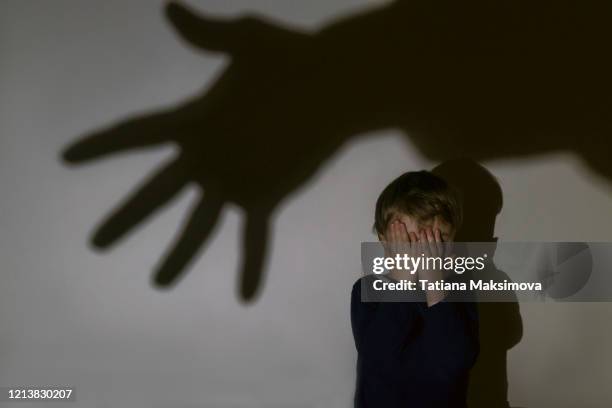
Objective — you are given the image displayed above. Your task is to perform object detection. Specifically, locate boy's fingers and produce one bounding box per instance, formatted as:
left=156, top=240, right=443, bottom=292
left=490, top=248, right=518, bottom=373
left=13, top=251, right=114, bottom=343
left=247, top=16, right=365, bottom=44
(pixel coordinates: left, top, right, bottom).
left=398, top=222, right=409, bottom=242
left=389, top=222, right=399, bottom=254
left=407, top=230, right=415, bottom=251
left=419, top=229, right=427, bottom=248
left=415, top=231, right=423, bottom=248
left=420, top=229, right=427, bottom=254
left=396, top=223, right=405, bottom=253
left=399, top=223, right=411, bottom=258
left=434, top=228, right=443, bottom=257
left=426, top=228, right=436, bottom=256
left=384, top=225, right=391, bottom=254
left=407, top=231, right=417, bottom=255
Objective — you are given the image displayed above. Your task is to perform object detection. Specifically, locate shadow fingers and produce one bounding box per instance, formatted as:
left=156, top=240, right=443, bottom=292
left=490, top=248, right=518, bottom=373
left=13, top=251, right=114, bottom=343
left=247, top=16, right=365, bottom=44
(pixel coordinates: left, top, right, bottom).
left=91, top=159, right=190, bottom=249
left=238, top=208, right=271, bottom=302
left=61, top=109, right=180, bottom=164
left=165, top=1, right=310, bottom=55
left=153, top=188, right=224, bottom=287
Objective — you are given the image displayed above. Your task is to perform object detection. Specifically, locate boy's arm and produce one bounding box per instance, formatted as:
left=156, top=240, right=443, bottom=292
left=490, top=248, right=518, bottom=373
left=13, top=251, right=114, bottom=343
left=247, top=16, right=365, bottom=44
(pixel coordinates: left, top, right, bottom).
left=350, top=279, right=417, bottom=357
left=417, top=300, right=480, bottom=383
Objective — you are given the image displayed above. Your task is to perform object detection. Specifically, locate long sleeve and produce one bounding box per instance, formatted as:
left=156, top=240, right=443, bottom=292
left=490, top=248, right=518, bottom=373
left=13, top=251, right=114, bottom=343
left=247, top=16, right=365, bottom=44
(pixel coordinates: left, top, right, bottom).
left=416, top=300, right=480, bottom=385
left=351, top=277, right=480, bottom=408
left=350, top=279, right=418, bottom=361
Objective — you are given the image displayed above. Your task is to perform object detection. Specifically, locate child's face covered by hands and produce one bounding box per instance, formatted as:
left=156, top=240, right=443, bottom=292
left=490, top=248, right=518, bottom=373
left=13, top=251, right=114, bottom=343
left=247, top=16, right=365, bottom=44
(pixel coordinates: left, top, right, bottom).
left=380, top=214, right=455, bottom=306
left=380, top=214, right=455, bottom=283
left=380, top=214, right=455, bottom=244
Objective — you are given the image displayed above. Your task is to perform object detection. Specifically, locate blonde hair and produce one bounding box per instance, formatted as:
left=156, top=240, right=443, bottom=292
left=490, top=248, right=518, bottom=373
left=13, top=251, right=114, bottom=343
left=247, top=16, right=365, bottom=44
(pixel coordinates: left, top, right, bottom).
left=373, top=170, right=462, bottom=235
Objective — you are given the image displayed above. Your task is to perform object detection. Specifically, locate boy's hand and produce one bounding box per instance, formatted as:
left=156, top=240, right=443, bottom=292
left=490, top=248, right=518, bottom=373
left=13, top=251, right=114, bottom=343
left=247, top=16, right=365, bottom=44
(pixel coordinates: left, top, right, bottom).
left=418, top=227, right=449, bottom=306
left=383, top=220, right=411, bottom=281
left=419, top=227, right=453, bottom=262
left=384, top=223, right=451, bottom=263
left=384, top=220, right=408, bottom=256
left=383, top=221, right=425, bottom=281
left=382, top=223, right=450, bottom=305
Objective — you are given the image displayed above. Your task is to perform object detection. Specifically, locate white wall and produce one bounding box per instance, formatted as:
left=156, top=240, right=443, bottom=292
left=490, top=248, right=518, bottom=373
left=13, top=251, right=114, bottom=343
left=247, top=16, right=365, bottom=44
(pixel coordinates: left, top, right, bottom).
left=1, top=1, right=611, bottom=407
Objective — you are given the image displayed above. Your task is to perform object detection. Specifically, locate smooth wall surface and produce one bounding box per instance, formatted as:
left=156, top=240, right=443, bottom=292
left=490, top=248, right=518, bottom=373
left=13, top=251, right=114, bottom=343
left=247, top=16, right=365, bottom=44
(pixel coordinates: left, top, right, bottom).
left=1, top=1, right=611, bottom=407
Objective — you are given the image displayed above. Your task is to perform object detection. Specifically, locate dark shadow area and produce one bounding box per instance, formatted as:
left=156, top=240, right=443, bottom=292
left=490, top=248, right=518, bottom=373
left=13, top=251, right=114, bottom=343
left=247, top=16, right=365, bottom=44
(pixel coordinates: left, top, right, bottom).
left=62, top=0, right=612, bottom=301
left=433, top=159, right=523, bottom=408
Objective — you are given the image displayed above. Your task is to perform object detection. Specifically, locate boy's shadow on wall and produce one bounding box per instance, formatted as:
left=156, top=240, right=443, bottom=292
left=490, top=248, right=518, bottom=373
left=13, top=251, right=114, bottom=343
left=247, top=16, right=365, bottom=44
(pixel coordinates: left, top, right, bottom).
left=62, top=0, right=612, bottom=301
left=434, top=159, right=523, bottom=408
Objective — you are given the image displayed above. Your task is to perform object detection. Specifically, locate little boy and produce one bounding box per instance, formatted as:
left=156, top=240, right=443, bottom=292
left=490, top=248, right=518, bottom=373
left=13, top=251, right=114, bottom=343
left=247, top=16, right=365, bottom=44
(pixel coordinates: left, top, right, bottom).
left=351, top=170, right=479, bottom=408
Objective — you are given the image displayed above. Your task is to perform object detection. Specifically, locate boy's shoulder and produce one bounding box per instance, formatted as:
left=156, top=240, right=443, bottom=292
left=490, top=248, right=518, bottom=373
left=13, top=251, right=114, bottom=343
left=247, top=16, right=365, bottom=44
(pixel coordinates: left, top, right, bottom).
left=352, top=274, right=428, bottom=303
left=351, top=274, right=380, bottom=295
left=351, top=274, right=414, bottom=303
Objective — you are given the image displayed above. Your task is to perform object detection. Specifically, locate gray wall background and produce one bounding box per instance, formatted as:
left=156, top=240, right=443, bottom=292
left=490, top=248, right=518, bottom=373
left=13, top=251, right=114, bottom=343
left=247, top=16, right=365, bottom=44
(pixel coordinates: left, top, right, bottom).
left=1, top=1, right=611, bottom=407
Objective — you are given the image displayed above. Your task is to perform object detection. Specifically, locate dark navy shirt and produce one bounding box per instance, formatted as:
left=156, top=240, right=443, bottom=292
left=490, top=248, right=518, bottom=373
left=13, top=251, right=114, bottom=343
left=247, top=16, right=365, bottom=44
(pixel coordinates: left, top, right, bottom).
left=351, top=277, right=479, bottom=408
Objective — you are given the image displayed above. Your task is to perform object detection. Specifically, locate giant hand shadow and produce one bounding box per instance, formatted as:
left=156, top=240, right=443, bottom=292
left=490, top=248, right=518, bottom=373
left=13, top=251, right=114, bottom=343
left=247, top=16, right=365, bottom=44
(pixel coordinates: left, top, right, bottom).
left=62, top=0, right=612, bottom=301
